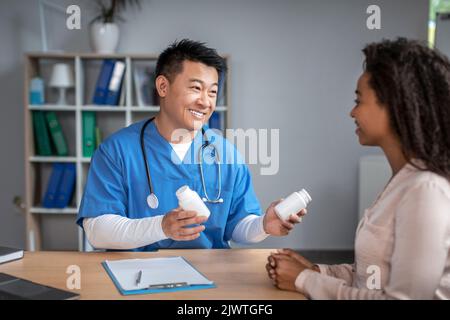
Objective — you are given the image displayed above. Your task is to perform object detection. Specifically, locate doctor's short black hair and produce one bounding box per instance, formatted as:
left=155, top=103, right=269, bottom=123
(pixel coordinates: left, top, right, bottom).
left=155, top=39, right=227, bottom=82
left=363, top=37, right=450, bottom=179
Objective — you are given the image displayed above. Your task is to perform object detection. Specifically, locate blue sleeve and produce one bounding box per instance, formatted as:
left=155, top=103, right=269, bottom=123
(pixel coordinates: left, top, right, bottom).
left=224, top=163, right=262, bottom=241
left=76, top=144, right=128, bottom=228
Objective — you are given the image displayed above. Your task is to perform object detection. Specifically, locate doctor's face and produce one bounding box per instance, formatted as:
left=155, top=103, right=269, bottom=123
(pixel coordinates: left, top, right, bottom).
left=159, top=60, right=219, bottom=131
left=350, top=72, right=393, bottom=146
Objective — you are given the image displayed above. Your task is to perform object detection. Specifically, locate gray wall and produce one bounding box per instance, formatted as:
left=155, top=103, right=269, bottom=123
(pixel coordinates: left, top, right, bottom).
left=0, top=0, right=428, bottom=250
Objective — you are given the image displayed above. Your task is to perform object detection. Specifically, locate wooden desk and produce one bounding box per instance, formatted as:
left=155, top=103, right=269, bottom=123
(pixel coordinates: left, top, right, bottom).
left=0, top=249, right=306, bottom=300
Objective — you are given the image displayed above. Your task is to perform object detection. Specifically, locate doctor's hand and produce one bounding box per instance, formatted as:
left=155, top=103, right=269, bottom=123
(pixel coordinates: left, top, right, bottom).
left=262, top=199, right=307, bottom=236
left=161, top=207, right=208, bottom=241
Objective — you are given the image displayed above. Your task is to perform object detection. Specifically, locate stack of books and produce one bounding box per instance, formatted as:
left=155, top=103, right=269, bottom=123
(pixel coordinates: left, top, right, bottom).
left=42, top=163, right=76, bottom=209
left=92, top=59, right=126, bottom=106
left=32, top=111, right=68, bottom=156
left=0, top=246, right=23, bottom=265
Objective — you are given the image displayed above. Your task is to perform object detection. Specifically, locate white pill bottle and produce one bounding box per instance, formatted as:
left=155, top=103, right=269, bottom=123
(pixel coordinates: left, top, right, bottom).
left=274, top=189, right=312, bottom=221
left=176, top=185, right=211, bottom=219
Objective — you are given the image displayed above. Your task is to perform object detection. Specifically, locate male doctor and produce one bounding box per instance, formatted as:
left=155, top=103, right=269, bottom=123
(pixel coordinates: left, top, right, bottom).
left=77, top=39, right=305, bottom=251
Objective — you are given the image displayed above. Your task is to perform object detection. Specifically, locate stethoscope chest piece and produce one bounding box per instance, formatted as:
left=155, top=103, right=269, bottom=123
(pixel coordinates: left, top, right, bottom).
left=147, top=193, right=159, bottom=209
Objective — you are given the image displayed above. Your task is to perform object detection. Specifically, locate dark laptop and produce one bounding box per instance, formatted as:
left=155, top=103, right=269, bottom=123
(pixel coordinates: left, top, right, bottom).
left=0, top=273, right=79, bottom=300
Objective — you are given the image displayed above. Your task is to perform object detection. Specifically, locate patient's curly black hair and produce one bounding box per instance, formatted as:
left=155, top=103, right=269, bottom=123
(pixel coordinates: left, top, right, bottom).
left=363, top=38, right=450, bottom=179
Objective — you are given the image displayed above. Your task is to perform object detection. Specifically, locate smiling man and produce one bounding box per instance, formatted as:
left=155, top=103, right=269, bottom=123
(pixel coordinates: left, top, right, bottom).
left=77, top=39, right=305, bottom=251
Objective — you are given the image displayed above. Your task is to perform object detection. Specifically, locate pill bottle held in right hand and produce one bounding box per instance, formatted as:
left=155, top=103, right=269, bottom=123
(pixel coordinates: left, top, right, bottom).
left=274, top=189, right=312, bottom=221
left=176, top=185, right=211, bottom=219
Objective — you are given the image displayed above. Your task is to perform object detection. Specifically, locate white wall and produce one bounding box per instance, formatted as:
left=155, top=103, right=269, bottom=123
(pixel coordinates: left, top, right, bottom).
left=0, top=0, right=428, bottom=250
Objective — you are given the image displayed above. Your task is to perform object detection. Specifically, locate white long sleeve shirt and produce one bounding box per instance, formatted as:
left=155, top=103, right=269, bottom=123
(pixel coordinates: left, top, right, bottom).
left=295, top=162, right=450, bottom=300
left=83, top=140, right=270, bottom=249
left=83, top=213, right=269, bottom=250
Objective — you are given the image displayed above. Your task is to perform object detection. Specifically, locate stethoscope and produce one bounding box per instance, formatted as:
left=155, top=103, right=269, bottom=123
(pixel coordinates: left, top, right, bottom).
left=140, top=117, right=223, bottom=209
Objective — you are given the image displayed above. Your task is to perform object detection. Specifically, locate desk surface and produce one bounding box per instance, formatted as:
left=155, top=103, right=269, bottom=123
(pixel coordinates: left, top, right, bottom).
left=0, top=249, right=305, bottom=300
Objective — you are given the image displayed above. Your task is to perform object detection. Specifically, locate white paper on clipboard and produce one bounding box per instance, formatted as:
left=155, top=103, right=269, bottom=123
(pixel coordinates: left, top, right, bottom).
left=104, top=256, right=213, bottom=291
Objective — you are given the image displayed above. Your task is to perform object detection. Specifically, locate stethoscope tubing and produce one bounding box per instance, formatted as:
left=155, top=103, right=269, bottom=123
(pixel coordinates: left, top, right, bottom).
left=140, top=117, right=223, bottom=207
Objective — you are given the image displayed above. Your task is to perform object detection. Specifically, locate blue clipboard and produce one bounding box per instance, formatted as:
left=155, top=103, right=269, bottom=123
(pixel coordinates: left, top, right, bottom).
left=102, top=257, right=216, bottom=295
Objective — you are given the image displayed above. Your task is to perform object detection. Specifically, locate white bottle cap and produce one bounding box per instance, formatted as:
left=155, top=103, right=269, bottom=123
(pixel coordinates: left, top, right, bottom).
left=298, top=189, right=312, bottom=204
left=176, top=185, right=192, bottom=202
left=274, top=188, right=312, bottom=221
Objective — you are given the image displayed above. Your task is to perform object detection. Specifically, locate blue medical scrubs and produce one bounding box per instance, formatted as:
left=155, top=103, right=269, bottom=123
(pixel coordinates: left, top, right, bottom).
left=77, top=119, right=262, bottom=251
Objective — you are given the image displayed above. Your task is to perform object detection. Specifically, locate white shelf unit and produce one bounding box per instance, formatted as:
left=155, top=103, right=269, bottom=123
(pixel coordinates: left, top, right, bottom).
left=24, top=52, right=230, bottom=251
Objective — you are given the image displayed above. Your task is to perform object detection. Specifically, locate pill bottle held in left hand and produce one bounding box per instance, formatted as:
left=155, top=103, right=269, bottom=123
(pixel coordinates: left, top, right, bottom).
left=176, top=185, right=211, bottom=219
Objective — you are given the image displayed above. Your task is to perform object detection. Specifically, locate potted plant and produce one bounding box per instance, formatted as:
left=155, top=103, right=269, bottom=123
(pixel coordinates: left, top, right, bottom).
left=90, top=0, right=141, bottom=53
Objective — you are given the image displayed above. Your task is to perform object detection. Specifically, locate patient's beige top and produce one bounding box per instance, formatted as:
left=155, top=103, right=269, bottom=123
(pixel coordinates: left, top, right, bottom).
left=296, top=162, right=450, bottom=299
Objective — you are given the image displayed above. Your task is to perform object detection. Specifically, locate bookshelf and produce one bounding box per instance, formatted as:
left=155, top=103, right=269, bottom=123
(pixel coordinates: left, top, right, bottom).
left=24, top=52, right=231, bottom=251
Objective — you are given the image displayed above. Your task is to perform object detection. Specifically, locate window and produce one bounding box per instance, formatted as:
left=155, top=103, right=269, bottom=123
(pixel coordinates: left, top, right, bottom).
left=429, top=0, right=450, bottom=46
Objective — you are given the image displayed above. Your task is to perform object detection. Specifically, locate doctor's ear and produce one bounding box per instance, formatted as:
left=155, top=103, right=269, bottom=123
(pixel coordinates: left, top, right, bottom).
left=155, top=75, right=169, bottom=97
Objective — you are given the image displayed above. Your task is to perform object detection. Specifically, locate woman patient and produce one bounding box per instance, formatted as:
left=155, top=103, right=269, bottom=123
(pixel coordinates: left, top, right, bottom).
left=266, top=38, right=450, bottom=299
